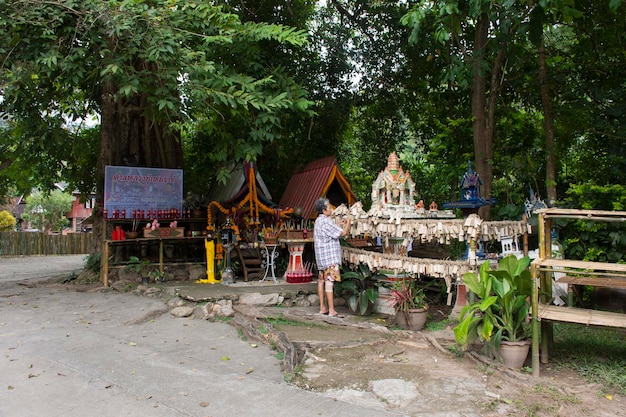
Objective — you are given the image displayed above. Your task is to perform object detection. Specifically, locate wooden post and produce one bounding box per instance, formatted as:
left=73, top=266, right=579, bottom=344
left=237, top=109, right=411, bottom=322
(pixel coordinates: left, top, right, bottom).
left=159, top=240, right=164, bottom=274
left=102, top=240, right=109, bottom=287
left=522, top=214, right=529, bottom=256
left=539, top=213, right=553, bottom=364
left=531, top=261, right=540, bottom=377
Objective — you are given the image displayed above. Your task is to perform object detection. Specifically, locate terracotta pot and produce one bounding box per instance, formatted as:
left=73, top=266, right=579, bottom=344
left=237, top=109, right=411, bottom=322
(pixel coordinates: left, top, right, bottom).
left=395, top=308, right=428, bottom=330
left=126, top=231, right=139, bottom=239
left=498, top=339, right=531, bottom=368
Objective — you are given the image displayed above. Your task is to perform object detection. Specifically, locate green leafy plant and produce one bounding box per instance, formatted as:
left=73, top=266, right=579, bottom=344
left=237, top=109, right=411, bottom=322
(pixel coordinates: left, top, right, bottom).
left=148, top=268, right=171, bottom=283
left=453, top=255, right=533, bottom=352
left=83, top=253, right=101, bottom=274
left=125, top=256, right=152, bottom=280
left=336, top=263, right=387, bottom=315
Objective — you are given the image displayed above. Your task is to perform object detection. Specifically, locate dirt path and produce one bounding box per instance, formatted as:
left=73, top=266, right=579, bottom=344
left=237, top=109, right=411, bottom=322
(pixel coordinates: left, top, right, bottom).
left=252, top=309, right=624, bottom=417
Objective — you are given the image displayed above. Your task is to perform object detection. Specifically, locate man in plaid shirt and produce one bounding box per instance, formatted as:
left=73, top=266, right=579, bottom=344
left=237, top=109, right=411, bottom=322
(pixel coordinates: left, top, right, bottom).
left=313, top=198, right=351, bottom=318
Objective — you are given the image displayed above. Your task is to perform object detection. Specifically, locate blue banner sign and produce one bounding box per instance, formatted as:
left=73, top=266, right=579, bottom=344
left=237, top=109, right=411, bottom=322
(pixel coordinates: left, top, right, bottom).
left=104, top=166, right=183, bottom=219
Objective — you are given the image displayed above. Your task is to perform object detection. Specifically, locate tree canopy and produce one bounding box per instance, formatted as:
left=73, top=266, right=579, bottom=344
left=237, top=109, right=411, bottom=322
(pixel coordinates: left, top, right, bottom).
left=1, top=0, right=625, bottom=230
left=22, top=189, right=72, bottom=232
left=0, top=0, right=312, bottom=197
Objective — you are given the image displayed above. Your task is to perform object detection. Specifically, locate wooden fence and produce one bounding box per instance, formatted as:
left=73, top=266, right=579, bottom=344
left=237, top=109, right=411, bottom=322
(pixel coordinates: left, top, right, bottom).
left=0, top=232, right=92, bottom=256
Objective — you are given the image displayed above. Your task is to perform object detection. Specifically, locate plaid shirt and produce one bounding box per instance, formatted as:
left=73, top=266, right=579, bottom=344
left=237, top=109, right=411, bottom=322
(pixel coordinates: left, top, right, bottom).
left=314, top=214, right=343, bottom=271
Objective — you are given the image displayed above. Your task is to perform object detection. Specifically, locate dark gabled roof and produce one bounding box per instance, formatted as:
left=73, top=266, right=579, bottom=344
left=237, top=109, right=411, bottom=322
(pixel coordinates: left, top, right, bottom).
left=279, top=156, right=357, bottom=219
left=207, top=162, right=273, bottom=205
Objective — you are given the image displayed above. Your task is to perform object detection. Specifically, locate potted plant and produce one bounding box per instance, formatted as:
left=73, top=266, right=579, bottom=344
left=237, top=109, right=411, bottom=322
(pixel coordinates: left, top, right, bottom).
left=453, top=255, right=533, bottom=368
left=335, top=263, right=387, bottom=315
left=148, top=268, right=171, bottom=283
left=125, top=255, right=152, bottom=284
left=388, top=278, right=429, bottom=330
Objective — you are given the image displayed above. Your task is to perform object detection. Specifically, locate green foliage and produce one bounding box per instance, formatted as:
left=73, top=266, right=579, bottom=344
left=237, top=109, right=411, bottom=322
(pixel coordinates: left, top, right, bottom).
left=125, top=255, right=169, bottom=282
left=83, top=253, right=102, bottom=274
left=564, top=184, right=626, bottom=211
left=22, top=189, right=72, bottom=232
left=336, top=263, right=387, bottom=315
left=0, top=0, right=312, bottom=199
left=0, top=210, right=16, bottom=231
left=148, top=269, right=171, bottom=283
left=557, top=184, right=626, bottom=263
left=125, top=256, right=152, bottom=278
left=454, top=255, right=532, bottom=351
left=1, top=0, right=626, bottom=223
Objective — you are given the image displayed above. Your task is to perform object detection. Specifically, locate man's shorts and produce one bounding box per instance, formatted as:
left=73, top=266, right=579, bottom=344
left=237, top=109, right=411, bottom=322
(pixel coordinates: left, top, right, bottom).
left=323, top=264, right=341, bottom=282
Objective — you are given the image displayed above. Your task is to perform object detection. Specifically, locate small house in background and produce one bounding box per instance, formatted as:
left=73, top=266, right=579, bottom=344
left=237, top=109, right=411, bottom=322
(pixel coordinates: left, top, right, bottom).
left=4, top=184, right=94, bottom=233
left=56, top=183, right=95, bottom=233
left=279, top=156, right=357, bottom=220
left=66, top=191, right=95, bottom=233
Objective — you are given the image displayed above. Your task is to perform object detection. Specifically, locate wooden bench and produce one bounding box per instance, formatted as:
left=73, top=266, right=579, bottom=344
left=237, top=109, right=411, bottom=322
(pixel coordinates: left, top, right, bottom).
left=530, top=208, right=626, bottom=377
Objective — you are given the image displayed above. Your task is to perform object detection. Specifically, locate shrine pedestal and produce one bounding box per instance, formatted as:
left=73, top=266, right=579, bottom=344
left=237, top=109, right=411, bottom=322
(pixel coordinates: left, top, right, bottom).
left=280, top=238, right=314, bottom=283
left=450, top=280, right=468, bottom=320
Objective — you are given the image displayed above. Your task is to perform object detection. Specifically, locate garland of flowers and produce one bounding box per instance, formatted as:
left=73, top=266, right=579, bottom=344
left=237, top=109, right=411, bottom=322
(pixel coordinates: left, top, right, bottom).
left=206, top=167, right=293, bottom=233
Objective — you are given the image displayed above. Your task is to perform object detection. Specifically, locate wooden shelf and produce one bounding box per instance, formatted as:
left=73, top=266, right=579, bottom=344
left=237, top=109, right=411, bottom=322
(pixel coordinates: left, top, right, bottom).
left=533, top=257, right=626, bottom=273
left=556, top=276, right=626, bottom=289
left=531, top=208, right=626, bottom=377
left=538, top=304, right=626, bottom=328
left=102, top=237, right=207, bottom=286
left=535, top=207, right=626, bottom=222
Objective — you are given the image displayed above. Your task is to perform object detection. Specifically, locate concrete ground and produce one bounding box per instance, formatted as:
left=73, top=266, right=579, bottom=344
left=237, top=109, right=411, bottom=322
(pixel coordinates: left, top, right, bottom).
left=0, top=255, right=398, bottom=417
left=10, top=256, right=619, bottom=417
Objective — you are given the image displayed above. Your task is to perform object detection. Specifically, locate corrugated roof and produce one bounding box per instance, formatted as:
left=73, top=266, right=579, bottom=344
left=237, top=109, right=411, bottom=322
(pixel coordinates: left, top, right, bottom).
left=279, top=156, right=357, bottom=219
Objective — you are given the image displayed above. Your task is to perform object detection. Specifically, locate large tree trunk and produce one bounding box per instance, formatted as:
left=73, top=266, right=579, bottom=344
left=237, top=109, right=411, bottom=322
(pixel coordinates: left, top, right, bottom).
left=471, top=14, right=488, bottom=210
left=92, top=79, right=184, bottom=253
left=538, top=36, right=557, bottom=207
left=472, top=14, right=491, bottom=220
left=472, top=13, right=507, bottom=220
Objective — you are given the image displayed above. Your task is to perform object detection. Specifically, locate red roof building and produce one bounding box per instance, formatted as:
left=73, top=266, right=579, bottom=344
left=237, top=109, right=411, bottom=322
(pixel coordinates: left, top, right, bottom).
left=279, top=156, right=357, bottom=220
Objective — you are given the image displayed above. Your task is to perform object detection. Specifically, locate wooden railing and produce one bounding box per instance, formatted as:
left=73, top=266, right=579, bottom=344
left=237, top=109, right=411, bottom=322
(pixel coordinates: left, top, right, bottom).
left=0, top=232, right=92, bottom=256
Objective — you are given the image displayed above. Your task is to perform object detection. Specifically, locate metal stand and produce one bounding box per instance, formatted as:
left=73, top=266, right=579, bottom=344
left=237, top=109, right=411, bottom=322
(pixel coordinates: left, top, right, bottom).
left=260, top=243, right=279, bottom=283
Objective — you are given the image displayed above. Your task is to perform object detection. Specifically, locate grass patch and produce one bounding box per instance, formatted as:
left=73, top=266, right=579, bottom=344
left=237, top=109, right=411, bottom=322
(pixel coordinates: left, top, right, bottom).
left=551, top=323, right=626, bottom=394
left=214, top=316, right=231, bottom=323
left=283, top=365, right=302, bottom=383
left=237, top=328, right=247, bottom=341
left=426, top=318, right=453, bottom=332
left=265, top=316, right=330, bottom=329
